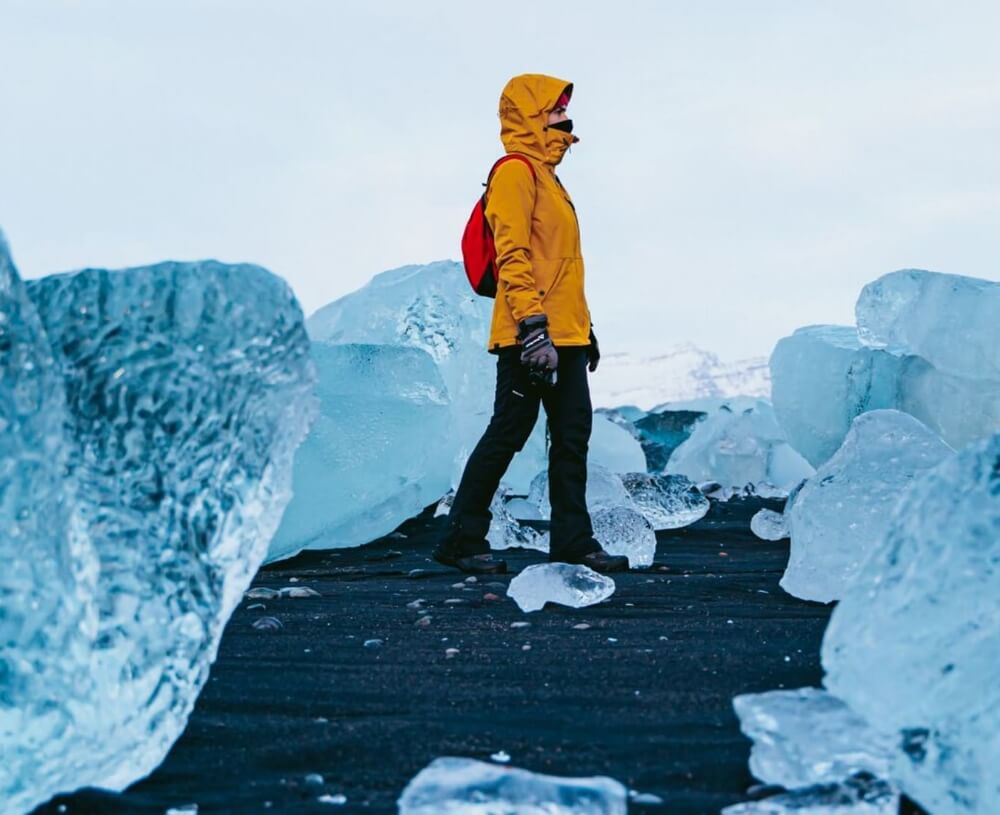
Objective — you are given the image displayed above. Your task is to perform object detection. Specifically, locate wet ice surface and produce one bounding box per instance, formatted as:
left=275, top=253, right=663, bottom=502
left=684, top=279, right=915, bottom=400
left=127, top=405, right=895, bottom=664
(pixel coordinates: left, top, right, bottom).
left=666, top=399, right=814, bottom=492
left=590, top=506, right=657, bottom=568
left=621, top=472, right=710, bottom=530
left=268, top=342, right=452, bottom=562
left=750, top=508, right=789, bottom=541
left=507, top=563, right=616, bottom=613
left=2, top=239, right=314, bottom=813
left=822, top=433, right=1000, bottom=815
left=771, top=324, right=999, bottom=468
left=781, top=410, right=952, bottom=603
left=487, top=489, right=546, bottom=552
left=397, top=757, right=627, bottom=815
left=856, top=269, right=1000, bottom=382
left=732, top=688, right=894, bottom=790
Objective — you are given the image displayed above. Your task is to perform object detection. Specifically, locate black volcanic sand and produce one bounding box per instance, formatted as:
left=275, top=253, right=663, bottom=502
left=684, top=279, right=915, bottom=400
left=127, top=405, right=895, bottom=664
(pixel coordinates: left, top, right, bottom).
left=41, top=497, right=848, bottom=815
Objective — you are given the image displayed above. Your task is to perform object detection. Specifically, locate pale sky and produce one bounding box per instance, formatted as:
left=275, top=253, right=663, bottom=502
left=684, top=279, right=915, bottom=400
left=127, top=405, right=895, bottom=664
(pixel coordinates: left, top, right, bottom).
left=2, top=0, right=998, bottom=360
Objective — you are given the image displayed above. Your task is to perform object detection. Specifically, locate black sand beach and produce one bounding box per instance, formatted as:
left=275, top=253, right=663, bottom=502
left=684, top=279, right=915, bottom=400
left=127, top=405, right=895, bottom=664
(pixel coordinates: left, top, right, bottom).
left=40, top=497, right=845, bottom=815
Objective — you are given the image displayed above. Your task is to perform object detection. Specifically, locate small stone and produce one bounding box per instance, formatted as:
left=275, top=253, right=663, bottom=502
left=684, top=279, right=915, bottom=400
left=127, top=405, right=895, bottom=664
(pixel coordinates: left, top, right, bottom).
left=628, top=791, right=665, bottom=804
left=280, top=586, right=321, bottom=598
left=444, top=598, right=466, bottom=605
left=510, top=621, right=531, bottom=629
left=451, top=582, right=467, bottom=589
left=414, top=616, right=432, bottom=628
left=607, top=637, right=618, bottom=643
left=166, top=806, right=198, bottom=815
left=483, top=593, right=501, bottom=601
left=485, top=582, right=508, bottom=590
left=364, top=639, right=384, bottom=649
left=252, top=616, right=282, bottom=631
left=247, top=603, right=265, bottom=610
left=407, top=569, right=430, bottom=579
left=727, top=619, right=734, bottom=624
left=246, top=587, right=279, bottom=600
left=317, top=794, right=348, bottom=806
left=464, top=576, right=478, bottom=584
left=406, top=599, right=426, bottom=610
left=521, top=644, right=532, bottom=651
left=304, top=773, right=325, bottom=787
left=572, top=623, right=591, bottom=630
left=718, top=551, right=729, bottom=557
left=490, top=750, right=511, bottom=763
left=445, top=648, right=460, bottom=658
left=289, top=576, right=300, bottom=582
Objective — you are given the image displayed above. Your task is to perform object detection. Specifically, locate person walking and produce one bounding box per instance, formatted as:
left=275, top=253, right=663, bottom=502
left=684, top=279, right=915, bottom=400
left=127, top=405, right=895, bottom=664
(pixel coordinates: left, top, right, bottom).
left=433, top=73, right=629, bottom=576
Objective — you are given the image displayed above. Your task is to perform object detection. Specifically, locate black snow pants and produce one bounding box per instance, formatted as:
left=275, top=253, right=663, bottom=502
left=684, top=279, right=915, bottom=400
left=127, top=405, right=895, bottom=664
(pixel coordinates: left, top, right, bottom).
left=446, top=345, right=599, bottom=561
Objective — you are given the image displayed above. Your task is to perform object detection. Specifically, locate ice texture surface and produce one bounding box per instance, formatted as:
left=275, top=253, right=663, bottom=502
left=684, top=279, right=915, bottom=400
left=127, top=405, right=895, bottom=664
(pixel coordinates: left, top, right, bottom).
left=487, top=489, right=546, bottom=552
left=733, top=688, right=894, bottom=790
left=2, top=246, right=314, bottom=813
left=856, top=269, right=1000, bottom=382
left=527, top=463, right=632, bottom=521
left=721, top=775, right=898, bottom=815
left=398, top=757, right=627, bottom=814
left=751, top=508, right=789, bottom=541
left=621, top=472, right=710, bottom=530
left=781, top=410, right=952, bottom=603
left=507, top=563, right=616, bottom=613
left=666, top=399, right=814, bottom=491
left=268, top=342, right=451, bottom=561
left=771, top=324, right=999, bottom=467
left=822, top=433, right=1000, bottom=815
left=590, top=506, right=657, bottom=568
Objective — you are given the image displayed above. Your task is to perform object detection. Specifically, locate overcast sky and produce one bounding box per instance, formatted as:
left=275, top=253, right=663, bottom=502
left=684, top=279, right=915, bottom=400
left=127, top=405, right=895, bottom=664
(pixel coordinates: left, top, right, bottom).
left=2, top=0, right=998, bottom=359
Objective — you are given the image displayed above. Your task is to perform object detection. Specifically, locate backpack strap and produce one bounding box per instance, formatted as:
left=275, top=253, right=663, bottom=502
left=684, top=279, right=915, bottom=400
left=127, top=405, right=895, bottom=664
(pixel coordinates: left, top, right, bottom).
left=486, top=153, right=536, bottom=186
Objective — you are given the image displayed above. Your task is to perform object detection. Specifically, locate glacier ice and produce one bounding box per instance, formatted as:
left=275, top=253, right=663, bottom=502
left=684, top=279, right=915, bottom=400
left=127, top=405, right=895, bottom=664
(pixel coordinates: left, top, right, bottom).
left=856, top=269, right=1000, bottom=382
left=2, top=240, right=314, bottom=813
left=487, top=488, right=546, bottom=552
left=590, top=506, right=657, bottom=568
left=781, top=410, right=952, bottom=603
left=620, top=472, right=710, bottom=530
left=631, top=407, right=706, bottom=473
left=771, top=324, right=999, bottom=468
left=507, top=563, right=616, bottom=613
left=398, top=757, right=627, bottom=815
left=721, top=775, right=898, bottom=815
left=527, top=463, right=632, bottom=521
left=589, top=412, right=647, bottom=474
left=822, top=433, right=1000, bottom=815
left=665, top=399, right=814, bottom=492
left=732, top=688, right=894, bottom=790
left=750, top=508, right=789, bottom=541
left=268, top=341, right=452, bottom=562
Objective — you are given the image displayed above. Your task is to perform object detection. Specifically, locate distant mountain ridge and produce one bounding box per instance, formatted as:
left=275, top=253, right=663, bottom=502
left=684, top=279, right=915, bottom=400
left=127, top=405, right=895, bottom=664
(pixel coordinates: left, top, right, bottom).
left=589, top=342, right=771, bottom=410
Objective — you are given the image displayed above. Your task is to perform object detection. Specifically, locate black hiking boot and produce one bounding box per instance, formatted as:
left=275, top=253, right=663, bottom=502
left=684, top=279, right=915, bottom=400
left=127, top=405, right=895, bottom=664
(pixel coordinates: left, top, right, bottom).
left=432, top=549, right=508, bottom=575
left=554, top=549, right=630, bottom=574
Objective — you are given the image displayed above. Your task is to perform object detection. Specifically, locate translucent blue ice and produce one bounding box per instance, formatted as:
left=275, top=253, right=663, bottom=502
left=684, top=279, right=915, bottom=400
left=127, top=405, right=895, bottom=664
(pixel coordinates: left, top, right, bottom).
left=1, top=234, right=315, bottom=813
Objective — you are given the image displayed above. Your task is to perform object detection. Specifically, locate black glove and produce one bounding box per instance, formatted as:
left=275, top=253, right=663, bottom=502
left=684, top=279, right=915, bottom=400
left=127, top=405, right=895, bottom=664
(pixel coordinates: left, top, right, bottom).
left=517, top=314, right=559, bottom=372
left=587, top=328, right=600, bottom=373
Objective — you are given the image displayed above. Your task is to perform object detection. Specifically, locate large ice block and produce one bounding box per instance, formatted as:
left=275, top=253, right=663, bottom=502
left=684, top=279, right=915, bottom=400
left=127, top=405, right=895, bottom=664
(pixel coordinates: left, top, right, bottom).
left=621, top=472, right=710, bottom=530
left=666, top=399, right=814, bottom=491
left=398, top=757, right=627, bottom=814
left=589, top=412, right=647, bottom=474
left=306, top=261, right=549, bottom=488
left=856, top=269, right=1000, bottom=382
left=3, top=250, right=315, bottom=814
left=268, top=342, right=452, bottom=561
left=771, top=324, right=1000, bottom=467
left=781, top=410, right=952, bottom=603
left=632, top=408, right=706, bottom=473
left=507, top=563, right=616, bottom=612
left=733, top=688, right=894, bottom=790
left=822, top=433, right=1000, bottom=815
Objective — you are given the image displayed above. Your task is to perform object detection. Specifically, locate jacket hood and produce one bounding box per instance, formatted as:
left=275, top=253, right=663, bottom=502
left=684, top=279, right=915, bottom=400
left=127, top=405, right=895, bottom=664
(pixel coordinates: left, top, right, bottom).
left=499, top=73, right=577, bottom=165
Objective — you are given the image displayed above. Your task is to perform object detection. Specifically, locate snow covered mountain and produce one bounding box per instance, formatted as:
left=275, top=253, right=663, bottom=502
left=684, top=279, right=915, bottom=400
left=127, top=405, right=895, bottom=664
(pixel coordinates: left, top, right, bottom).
left=589, top=343, right=771, bottom=410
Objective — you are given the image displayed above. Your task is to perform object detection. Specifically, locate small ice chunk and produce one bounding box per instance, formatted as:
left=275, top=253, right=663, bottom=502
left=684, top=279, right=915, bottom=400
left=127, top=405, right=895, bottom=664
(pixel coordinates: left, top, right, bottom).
left=733, top=688, right=894, bottom=790
left=507, top=564, right=615, bottom=613
left=397, top=757, right=627, bottom=815
left=781, top=410, right=952, bottom=603
left=750, top=509, right=788, bottom=541
left=487, top=489, right=546, bottom=552
left=621, top=472, right=710, bottom=530
left=592, top=506, right=657, bottom=568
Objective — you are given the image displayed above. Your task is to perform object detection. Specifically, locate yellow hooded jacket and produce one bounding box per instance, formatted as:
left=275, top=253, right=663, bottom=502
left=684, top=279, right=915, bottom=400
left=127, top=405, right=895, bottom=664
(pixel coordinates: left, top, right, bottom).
left=485, top=74, right=592, bottom=352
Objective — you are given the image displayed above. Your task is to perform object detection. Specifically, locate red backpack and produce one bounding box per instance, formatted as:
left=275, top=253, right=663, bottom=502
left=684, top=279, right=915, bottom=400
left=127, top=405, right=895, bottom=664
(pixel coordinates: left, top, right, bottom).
left=461, top=154, right=536, bottom=298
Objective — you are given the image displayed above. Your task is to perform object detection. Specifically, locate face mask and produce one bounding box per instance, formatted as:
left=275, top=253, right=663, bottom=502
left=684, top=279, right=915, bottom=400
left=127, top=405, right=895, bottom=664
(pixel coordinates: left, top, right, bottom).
left=548, top=119, right=574, bottom=133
